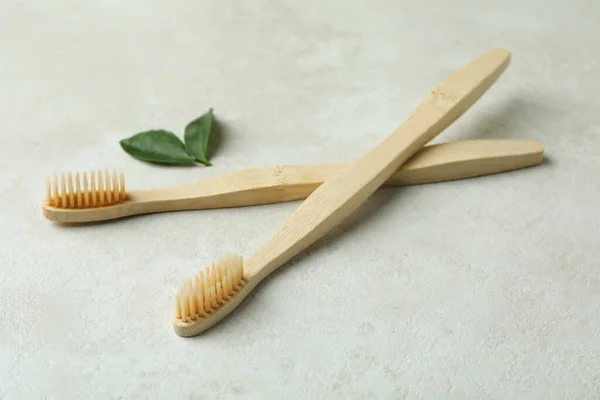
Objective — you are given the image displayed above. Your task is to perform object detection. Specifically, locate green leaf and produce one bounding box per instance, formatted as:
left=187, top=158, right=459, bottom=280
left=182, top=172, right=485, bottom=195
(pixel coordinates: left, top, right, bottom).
left=184, top=108, right=215, bottom=166
left=119, top=130, right=196, bottom=165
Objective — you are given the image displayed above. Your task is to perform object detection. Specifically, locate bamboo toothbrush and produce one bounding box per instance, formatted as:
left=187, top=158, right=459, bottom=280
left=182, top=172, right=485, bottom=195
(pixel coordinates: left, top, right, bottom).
left=42, top=139, right=542, bottom=224
left=172, top=48, right=511, bottom=337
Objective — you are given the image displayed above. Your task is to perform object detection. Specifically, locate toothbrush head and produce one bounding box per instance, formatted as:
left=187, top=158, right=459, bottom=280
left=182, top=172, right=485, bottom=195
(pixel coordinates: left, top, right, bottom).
left=173, top=254, right=246, bottom=337
left=44, top=170, right=127, bottom=209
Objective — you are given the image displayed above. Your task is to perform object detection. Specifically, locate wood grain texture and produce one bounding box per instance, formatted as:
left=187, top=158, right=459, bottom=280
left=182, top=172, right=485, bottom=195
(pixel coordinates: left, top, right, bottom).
left=243, top=48, right=511, bottom=281
left=42, top=138, right=542, bottom=224
left=172, top=48, right=512, bottom=336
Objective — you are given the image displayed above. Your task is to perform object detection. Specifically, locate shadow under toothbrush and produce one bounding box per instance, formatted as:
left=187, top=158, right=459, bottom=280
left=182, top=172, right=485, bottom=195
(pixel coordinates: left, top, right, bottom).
left=438, top=94, right=561, bottom=144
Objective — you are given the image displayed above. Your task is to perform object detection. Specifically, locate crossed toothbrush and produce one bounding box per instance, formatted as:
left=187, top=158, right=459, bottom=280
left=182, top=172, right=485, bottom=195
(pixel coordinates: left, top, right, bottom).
left=43, top=48, right=542, bottom=337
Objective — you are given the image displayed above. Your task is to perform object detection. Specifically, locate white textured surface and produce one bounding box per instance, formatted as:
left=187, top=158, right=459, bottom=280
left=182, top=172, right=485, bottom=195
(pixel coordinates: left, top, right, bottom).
left=1, top=0, right=599, bottom=398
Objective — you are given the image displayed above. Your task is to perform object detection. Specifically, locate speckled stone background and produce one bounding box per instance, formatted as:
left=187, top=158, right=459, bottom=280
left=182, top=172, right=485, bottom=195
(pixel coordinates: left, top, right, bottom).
left=1, top=0, right=599, bottom=398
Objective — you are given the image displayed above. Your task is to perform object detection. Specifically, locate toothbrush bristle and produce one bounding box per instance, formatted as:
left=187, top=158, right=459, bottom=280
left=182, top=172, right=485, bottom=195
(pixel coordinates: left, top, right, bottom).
left=175, top=254, right=245, bottom=323
left=45, top=170, right=127, bottom=209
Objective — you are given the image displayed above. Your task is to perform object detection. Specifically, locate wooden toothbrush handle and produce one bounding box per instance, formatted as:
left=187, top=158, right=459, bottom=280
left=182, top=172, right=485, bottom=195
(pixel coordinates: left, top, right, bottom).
left=383, top=139, right=543, bottom=185
left=264, top=139, right=543, bottom=190
left=131, top=139, right=542, bottom=210
left=244, top=48, right=511, bottom=280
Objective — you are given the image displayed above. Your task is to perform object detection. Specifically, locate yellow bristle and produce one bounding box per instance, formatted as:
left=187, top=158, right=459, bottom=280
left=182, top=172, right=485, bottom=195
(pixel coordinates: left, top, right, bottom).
left=181, top=294, right=189, bottom=323
left=60, top=172, right=67, bottom=207
left=216, top=282, right=223, bottom=305
left=112, top=170, right=119, bottom=202
left=237, top=256, right=244, bottom=283
left=66, top=172, right=74, bottom=208
left=90, top=172, right=97, bottom=207
left=207, top=273, right=216, bottom=309
left=232, top=266, right=240, bottom=290
left=213, top=264, right=222, bottom=285
left=75, top=172, right=82, bottom=208
left=226, top=270, right=234, bottom=295
left=175, top=294, right=182, bottom=319
left=120, top=173, right=126, bottom=199
left=45, top=169, right=128, bottom=209
left=209, top=287, right=217, bottom=309
left=193, top=277, right=201, bottom=305
left=189, top=292, right=197, bottom=320
left=219, top=260, right=228, bottom=284
left=105, top=169, right=112, bottom=204
left=46, top=177, right=51, bottom=205
left=97, top=170, right=104, bottom=206
left=222, top=277, right=230, bottom=300
left=83, top=172, right=90, bottom=207
left=202, top=272, right=210, bottom=312
left=175, top=254, right=245, bottom=322
left=52, top=174, right=59, bottom=206
left=194, top=276, right=205, bottom=317
left=208, top=269, right=216, bottom=290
